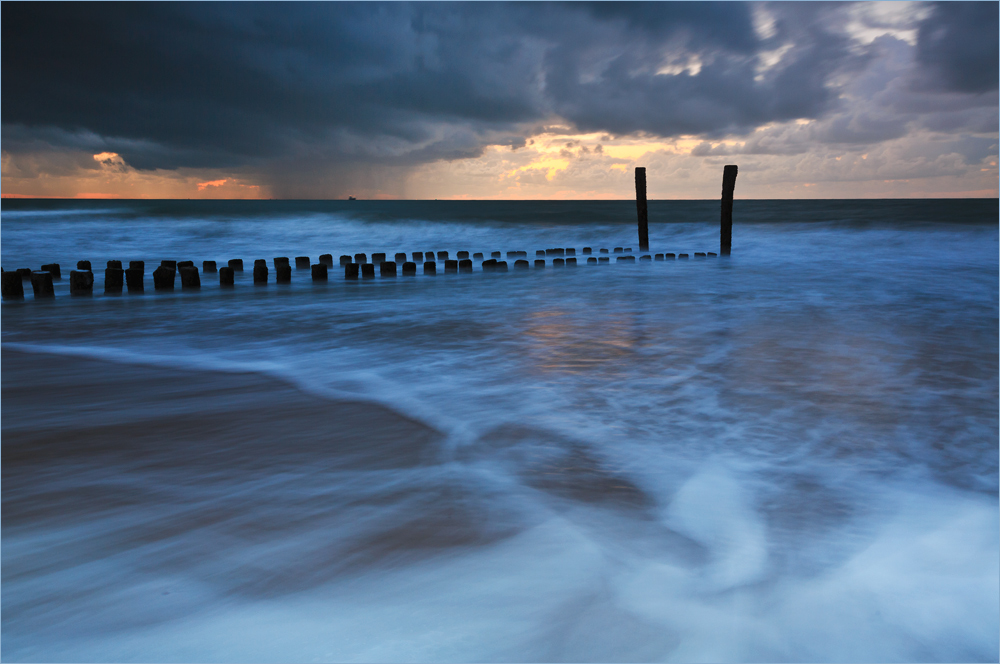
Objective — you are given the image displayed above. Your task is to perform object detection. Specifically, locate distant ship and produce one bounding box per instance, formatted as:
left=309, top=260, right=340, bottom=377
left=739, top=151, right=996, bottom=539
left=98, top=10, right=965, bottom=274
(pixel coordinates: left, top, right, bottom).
left=348, top=196, right=356, bottom=200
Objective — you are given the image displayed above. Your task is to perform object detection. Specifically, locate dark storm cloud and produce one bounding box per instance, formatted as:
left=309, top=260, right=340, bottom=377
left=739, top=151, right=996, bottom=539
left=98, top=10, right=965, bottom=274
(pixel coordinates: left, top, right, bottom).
left=3, top=2, right=549, bottom=169
left=915, top=1, right=999, bottom=93
left=1, top=1, right=996, bottom=182
left=543, top=2, right=876, bottom=138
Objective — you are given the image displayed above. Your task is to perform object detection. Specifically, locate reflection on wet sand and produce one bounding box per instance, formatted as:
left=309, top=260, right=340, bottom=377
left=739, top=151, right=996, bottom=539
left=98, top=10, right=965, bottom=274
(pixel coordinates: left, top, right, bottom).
left=521, top=309, right=639, bottom=374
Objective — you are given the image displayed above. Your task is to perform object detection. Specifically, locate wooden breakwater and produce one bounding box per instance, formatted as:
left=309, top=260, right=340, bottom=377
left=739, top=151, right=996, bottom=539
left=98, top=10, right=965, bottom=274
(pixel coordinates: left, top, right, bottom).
left=2, top=165, right=739, bottom=301
left=2, top=248, right=720, bottom=300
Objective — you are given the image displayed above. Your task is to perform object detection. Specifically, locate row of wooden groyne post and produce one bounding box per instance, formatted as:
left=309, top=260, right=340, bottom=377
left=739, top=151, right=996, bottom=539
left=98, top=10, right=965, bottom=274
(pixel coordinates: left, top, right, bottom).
left=1, top=248, right=718, bottom=300
left=2, top=164, right=739, bottom=301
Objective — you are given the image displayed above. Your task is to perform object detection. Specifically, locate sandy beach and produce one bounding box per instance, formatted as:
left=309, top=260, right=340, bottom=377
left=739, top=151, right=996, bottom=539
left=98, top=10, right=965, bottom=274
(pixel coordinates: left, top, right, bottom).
left=2, top=348, right=527, bottom=656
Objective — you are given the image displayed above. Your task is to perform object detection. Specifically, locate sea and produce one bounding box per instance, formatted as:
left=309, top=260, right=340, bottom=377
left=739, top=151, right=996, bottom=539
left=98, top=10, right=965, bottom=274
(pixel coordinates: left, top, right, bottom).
left=1, top=198, right=997, bottom=662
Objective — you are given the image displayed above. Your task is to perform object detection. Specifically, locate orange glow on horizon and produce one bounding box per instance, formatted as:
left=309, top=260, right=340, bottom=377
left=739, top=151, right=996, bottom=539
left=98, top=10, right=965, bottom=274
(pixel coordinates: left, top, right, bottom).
left=1, top=193, right=121, bottom=199
left=197, top=179, right=228, bottom=190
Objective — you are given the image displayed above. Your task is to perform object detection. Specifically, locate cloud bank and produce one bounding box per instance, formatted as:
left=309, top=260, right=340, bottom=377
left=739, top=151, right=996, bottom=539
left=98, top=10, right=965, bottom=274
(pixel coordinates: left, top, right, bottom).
left=2, top=2, right=996, bottom=198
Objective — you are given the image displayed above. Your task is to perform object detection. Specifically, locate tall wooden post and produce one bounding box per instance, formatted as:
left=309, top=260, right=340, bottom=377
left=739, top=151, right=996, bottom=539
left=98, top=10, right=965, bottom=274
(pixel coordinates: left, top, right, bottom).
left=720, top=165, right=738, bottom=255
left=635, top=167, right=649, bottom=252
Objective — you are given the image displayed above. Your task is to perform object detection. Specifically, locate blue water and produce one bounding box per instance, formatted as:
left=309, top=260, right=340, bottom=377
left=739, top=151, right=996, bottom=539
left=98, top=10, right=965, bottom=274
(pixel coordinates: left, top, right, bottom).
left=2, top=199, right=998, bottom=662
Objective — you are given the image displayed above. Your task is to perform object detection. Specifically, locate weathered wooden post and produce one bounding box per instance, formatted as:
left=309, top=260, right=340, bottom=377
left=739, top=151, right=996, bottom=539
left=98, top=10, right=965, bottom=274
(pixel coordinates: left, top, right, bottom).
left=105, top=267, right=124, bottom=293
left=180, top=266, right=201, bottom=289
left=319, top=254, right=334, bottom=267
left=312, top=263, right=329, bottom=281
left=395, top=252, right=407, bottom=263
left=129, top=260, right=145, bottom=272
left=459, top=259, right=473, bottom=273
left=153, top=265, right=176, bottom=290
left=721, top=164, right=738, bottom=256
left=107, top=260, right=122, bottom=270
left=41, top=263, right=61, bottom=279
left=373, top=253, right=386, bottom=264
left=276, top=264, right=291, bottom=283
left=30, top=271, right=54, bottom=298
left=296, top=256, right=311, bottom=269
left=361, top=263, right=375, bottom=278
left=423, top=261, right=436, bottom=275
left=228, top=259, right=244, bottom=271
left=253, top=259, right=268, bottom=284
left=2, top=271, right=25, bottom=300
left=635, top=167, right=649, bottom=252
left=125, top=268, right=144, bottom=292
left=219, top=266, right=235, bottom=286
left=77, top=260, right=92, bottom=271
left=203, top=260, right=218, bottom=273
left=340, top=255, right=352, bottom=266
left=401, top=261, right=416, bottom=275
left=17, top=268, right=32, bottom=280
left=444, top=259, right=458, bottom=273
left=354, top=253, right=367, bottom=264
left=70, top=270, right=94, bottom=295
left=345, top=263, right=360, bottom=279
left=381, top=261, right=397, bottom=277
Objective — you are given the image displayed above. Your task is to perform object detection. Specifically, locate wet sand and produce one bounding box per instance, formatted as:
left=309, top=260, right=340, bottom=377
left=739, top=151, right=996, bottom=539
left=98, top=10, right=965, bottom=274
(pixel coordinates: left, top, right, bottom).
left=3, top=348, right=687, bottom=661
left=3, top=347, right=443, bottom=472
left=2, top=348, right=522, bottom=656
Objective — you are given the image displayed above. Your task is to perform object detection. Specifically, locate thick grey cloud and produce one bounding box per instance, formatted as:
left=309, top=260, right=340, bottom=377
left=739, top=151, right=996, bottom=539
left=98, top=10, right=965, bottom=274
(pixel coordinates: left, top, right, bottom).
left=2, top=1, right=996, bottom=194
left=915, top=1, right=998, bottom=93
left=544, top=2, right=871, bottom=137
left=3, top=2, right=549, bottom=169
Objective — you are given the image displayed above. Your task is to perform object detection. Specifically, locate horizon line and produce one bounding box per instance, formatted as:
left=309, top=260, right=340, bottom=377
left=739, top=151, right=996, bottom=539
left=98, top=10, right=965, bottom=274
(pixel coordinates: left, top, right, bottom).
left=3, top=195, right=998, bottom=202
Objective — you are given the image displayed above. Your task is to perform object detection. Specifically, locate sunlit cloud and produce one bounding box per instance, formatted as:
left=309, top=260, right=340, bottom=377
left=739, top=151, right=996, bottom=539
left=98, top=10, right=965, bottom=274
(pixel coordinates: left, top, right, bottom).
left=3, top=150, right=269, bottom=199
left=93, top=151, right=129, bottom=174
left=405, top=112, right=998, bottom=200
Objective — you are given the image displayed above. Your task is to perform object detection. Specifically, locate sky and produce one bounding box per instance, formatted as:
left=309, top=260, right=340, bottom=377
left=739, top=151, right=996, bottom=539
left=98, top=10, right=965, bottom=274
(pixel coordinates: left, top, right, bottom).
left=2, top=1, right=997, bottom=200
